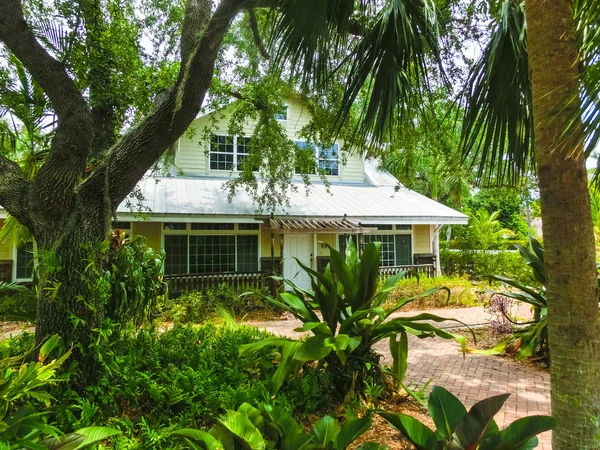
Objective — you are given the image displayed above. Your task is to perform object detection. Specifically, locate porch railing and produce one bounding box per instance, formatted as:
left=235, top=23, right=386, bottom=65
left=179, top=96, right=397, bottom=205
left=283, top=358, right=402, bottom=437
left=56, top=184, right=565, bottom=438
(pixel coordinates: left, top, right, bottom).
left=164, top=271, right=267, bottom=295
left=165, top=263, right=435, bottom=296
left=379, top=264, right=435, bottom=279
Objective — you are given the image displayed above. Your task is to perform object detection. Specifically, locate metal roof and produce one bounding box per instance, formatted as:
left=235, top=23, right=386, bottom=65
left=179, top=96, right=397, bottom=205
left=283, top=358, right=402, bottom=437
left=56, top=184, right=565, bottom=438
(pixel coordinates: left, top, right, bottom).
left=116, top=174, right=468, bottom=225
left=0, top=162, right=468, bottom=225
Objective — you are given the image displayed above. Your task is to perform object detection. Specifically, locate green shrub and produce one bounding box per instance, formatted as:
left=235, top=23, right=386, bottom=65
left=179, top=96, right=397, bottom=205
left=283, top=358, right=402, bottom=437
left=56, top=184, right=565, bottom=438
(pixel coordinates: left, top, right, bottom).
left=440, top=249, right=536, bottom=285
left=481, top=238, right=549, bottom=361
left=380, top=385, right=555, bottom=450
left=157, top=284, right=280, bottom=323
left=0, top=282, right=36, bottom=323
left=174, top=402, right=379, bottom=450
left=0, top=335, right=121, bottom=449
left=51, top=322, right=338, bottom=440
left=385, top=276, right=483, bottom=309
left=103, top=232, right=167, bottom=327
left=242, top=239, right=469, bottom=400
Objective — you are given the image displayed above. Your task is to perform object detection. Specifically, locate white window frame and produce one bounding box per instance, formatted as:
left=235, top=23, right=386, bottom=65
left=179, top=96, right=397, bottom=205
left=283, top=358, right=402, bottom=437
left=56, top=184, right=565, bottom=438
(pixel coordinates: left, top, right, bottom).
left=161, top=223, right=262, bottom=274
left=294, top=141, right=340, bottom=176
left=337, top=225, right=414, bottom=266
left=274, top=105, right=289, bottom=121
left=209, top=135, right=252, bottom=172
left=12, top=242, right=34, bottom=282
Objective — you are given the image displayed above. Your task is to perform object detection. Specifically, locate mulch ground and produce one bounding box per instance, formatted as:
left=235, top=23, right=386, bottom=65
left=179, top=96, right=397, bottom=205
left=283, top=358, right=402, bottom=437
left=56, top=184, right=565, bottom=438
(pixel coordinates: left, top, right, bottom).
left=454, top=326, right=549, bottom=372
left=350, top=397, right=433, bottom=450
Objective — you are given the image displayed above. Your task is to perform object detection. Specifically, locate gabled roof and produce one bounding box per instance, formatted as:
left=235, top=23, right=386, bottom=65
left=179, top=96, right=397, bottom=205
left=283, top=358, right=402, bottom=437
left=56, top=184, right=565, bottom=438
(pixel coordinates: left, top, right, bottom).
left=116, top=162, right=468, bottom=225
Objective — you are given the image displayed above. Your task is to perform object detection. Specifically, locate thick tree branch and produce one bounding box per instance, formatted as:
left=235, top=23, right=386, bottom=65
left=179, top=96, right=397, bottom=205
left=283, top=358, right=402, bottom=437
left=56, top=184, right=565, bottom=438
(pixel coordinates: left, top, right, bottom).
left=181, top=0, right=212, bottom=69
left=248, top=10, right=270, bottom=59
left=0, top=155, right=31, bottom=227
left=0, top=0, right=92, bottom=221
left=81, top=0, right=244, bottom=209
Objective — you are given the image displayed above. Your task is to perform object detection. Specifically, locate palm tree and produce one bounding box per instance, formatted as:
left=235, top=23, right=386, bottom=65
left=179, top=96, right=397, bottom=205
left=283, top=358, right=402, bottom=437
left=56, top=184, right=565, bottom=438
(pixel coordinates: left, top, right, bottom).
left=460, top=1, right=600, bottom=448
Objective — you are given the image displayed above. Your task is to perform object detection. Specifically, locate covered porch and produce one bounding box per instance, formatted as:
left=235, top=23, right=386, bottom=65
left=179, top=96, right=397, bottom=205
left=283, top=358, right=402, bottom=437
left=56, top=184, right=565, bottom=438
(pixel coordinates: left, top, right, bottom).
left=164, top=217, right=437, bottom=295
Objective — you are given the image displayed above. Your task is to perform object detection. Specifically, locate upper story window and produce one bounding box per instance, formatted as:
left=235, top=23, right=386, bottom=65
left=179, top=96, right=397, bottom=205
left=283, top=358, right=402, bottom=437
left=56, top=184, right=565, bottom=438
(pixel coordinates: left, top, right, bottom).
left=295, top=141, right=339, bottom=176
left=274, top=105, right=288, bottom=121
left=210, top=135, right=252, bottom=171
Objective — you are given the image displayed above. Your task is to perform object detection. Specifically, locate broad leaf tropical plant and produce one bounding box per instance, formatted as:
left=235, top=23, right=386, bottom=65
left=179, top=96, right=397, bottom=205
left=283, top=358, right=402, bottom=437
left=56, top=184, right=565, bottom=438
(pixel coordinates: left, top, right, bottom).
left=173, top=402, right=382, bottom=450
left=380, top=385, right=556, bottom=450
left=241, top=239, right=471, bottom=398
left=0, top=335, right=121, bottom=449
left=482, top=238, right=548, bottom=360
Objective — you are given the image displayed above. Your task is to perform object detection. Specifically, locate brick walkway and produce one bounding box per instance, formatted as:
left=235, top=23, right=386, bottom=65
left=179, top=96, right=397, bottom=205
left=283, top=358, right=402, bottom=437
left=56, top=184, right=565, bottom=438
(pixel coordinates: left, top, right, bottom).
left=248, top=306, right=552, bottom=449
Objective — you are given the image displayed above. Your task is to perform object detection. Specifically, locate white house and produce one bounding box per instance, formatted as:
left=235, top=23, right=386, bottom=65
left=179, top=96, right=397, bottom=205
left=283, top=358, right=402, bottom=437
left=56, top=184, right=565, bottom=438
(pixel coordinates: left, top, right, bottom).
left=0, top=97, right=467, bottom=291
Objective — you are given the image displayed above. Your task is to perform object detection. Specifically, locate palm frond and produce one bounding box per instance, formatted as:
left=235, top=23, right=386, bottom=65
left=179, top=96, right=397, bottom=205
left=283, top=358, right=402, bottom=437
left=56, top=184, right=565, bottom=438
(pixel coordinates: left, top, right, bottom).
left=0, top=215, right=32, bottom=248
left=268, top=0, right=363, bottom=89
left=575, top=0, right=600, bottom=182
left=459, top=0, right=532, bottom=185
left=336, top=0, right=441, bottom=144
left=268, top=0, right=441, bottom=145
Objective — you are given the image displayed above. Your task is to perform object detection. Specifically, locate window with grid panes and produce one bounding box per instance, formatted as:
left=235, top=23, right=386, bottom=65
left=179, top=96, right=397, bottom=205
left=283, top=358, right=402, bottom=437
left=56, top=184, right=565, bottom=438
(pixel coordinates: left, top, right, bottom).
left=237, top=235, right=259, bottom=271
left=189, top=235, right=236, bottom=273
left=210, top=135, right=235, bottom=170
left=338, top=234, right=358, bottom=256
left=317, top=144, right=339, bottom=175
left=239, top=223, right=260, bottom=230
left=295, top=141, right=340, bottom=175
left=16, top=242, right=34, bottom=279
left=236, top=137, right=251, bottom=169
left=274, top=105, right=288, bottom=120
left=364, top=234, right=395, bottom=266
left=164, top=223, right=187, bottom=230
left=191, top=223, right=235, bottom=230
left=164, top=235, right=188, bottom=274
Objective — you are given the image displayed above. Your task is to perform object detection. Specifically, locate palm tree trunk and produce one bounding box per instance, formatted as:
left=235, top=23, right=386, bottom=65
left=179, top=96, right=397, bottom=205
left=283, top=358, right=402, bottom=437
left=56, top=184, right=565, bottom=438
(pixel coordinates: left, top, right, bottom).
left=525, top=1, right=600, bottom=448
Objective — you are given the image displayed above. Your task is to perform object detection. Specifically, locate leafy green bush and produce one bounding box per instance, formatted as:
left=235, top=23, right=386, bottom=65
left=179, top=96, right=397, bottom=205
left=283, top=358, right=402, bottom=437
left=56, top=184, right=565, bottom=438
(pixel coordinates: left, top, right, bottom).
left=157, top=284, right=280, bottom=323
left=380, top=385, right=555, bottom=450
left=242, top=239, right=470, bottom=400
left=481, top=238, right=549, bottom=361
left=103, top=232, right=167, bottom=327
left=174, top=402, right=380, bottom=450
left=50, top=322, right=338, bottom=443
left=0, top=335, right=120, bottom=449
left=440, top=249, right=536, bottom=285
left=385, top=276, right=484, bottom=309
left=0, top=281, right=37, bottom=323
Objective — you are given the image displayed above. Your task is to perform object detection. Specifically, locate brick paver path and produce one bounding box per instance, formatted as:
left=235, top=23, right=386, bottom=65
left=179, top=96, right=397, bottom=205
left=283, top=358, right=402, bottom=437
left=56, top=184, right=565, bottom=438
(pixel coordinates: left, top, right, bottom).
left=248, top=306, right=552, bottom=449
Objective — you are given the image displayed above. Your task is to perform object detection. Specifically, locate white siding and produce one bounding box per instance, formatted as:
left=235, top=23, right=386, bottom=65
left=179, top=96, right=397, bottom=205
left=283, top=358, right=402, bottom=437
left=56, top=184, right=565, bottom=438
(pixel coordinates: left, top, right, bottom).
left=175, top=97, right=365, bottom=181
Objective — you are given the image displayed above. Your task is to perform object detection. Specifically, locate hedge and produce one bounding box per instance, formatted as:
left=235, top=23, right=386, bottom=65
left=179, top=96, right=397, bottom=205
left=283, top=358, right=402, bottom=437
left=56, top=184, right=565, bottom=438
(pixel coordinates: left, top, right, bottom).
left=440, top=248, right=535, bottom=285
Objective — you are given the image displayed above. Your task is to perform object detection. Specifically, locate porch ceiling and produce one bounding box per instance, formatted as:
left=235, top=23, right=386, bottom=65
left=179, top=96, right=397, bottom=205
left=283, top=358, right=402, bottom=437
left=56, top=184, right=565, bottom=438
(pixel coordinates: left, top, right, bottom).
left=267, top=218, right=373, bottom=234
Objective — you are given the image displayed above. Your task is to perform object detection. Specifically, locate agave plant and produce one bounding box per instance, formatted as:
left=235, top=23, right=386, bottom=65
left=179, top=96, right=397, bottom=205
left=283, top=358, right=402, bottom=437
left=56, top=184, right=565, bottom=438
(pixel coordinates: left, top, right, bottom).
left=483, top=238, right=548, bottom=360
left=241, top=239, right=471, bottom=399
left=173, top=402, right=384, bottom=450
left=380, top=385, right=556, bottom=450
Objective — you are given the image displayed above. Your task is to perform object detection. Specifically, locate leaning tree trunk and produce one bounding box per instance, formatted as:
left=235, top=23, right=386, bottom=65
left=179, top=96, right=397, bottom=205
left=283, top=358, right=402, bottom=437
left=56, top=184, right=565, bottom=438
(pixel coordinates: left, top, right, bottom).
left=525, top=1, right=600, bottom=448
left=33, top=194, right=109, bottom=386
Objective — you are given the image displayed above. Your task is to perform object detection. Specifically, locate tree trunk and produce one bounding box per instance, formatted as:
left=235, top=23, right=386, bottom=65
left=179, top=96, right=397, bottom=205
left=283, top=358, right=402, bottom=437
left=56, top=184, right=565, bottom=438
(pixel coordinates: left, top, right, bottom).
left=33, top=194, right=108, bottom=386
left=525, top=1, right=600, bottom=448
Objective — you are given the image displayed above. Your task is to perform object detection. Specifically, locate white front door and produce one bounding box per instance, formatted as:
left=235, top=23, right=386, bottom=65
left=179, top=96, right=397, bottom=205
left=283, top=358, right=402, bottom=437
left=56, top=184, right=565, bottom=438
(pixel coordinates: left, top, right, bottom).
left=284, top=234, right=313, bottom=290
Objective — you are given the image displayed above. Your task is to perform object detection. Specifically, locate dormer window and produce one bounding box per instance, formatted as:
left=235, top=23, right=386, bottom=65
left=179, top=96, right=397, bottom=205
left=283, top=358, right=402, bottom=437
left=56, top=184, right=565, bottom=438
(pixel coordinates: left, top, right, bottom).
left=295, top=141, right=339, bottom=176
left=209, top=135, right=252, bottom=171
left=274, top=105, right=288, bottom=121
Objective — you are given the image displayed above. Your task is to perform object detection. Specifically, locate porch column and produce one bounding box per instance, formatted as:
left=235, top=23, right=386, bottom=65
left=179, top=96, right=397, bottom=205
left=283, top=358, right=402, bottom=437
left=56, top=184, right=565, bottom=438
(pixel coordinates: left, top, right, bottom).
left=433, top=225, right=442, bottom=277
left=270, top=232, right=276, bottom=296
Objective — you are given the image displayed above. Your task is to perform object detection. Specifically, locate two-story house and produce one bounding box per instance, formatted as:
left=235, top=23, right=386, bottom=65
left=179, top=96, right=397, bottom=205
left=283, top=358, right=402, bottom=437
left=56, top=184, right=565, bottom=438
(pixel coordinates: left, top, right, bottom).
left=0, top=97, right=467, bottom=292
